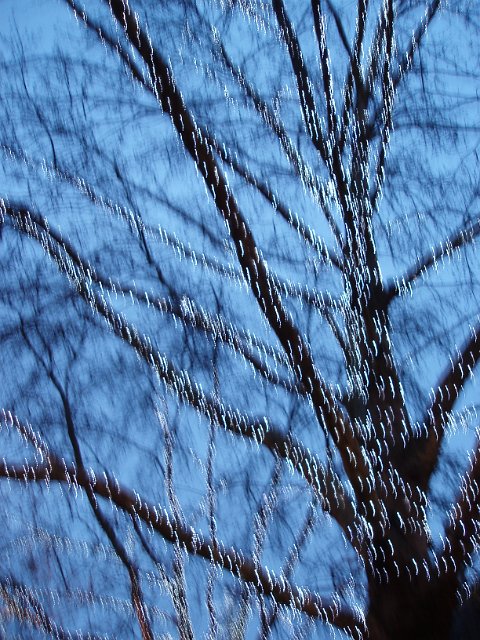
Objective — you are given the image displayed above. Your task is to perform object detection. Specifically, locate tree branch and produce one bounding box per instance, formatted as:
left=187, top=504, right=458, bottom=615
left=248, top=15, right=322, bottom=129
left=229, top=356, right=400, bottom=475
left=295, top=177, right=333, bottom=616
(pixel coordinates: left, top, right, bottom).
left=205, top=129, right=343, bottom=268
left=312, top=0, right=337, bottom=141
left=0, top=458, right=365, bottom=634
left=271, top=0, right=329, bottom=163
left=384, top=218, right=480, bottom=303
left=21, top=335, right=155, bottom=640
left=337, top=0, right=368, bottom=154
left=4, top=197, right=299, bottom=393
left=324, top=0, right=352, bottom=60
left=405, top=322, right=480, bottom=490
left=442, top=435, right=480, bottom=581
left=261, top=498, right=321, bottom=639
left=63, top=0, right=376, bottom=514
left=214, top=44, right=343, bottom=247
left=369, top=0, right=443, bottom=211
left=369, top=0, right=395, bottom=213
left=0, top=577, right=103, bottom=640
left=394, top=0, right=441, bottom=90
left=5, top=203, right=354, bottom=534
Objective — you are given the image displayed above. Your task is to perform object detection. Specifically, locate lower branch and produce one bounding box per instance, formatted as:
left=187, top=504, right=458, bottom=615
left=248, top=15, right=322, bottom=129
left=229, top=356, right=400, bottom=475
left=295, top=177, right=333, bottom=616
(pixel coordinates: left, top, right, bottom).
left=409, top=323, right=480, bottom=490
left=0, top=577, right=102, bottom=640
left=0, top=458, right=364, bottom=634
left=442, top=436, right=480, bottom=581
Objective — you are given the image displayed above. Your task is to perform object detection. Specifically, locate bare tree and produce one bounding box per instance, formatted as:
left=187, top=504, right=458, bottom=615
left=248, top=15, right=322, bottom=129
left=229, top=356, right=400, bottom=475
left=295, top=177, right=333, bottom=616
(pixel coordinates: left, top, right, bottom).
left=0, top=0, right=479, bottom=638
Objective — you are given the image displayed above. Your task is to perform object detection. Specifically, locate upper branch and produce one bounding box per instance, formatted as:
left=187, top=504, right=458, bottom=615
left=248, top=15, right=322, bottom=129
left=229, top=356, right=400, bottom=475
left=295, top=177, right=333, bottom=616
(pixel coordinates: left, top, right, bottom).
left=337, top=0, right=368, bottom=154
left=369, top=0, right=395, bottom=213
left=369, top=0, right=442, bottom=210
left=205, top=130, right=343, bottom=269
left=393, top=0, right=441, bottom=90
left=58, top=379, right=154, bottom=640
left=271, top=0, right=329, bottom=163
left=366, top=0, right=441, bottom=161
left=311, top=0, right=338, bottom=140
left=324, top=0, right=352, bottom=60
left=214, top=45, right=343, bottom=247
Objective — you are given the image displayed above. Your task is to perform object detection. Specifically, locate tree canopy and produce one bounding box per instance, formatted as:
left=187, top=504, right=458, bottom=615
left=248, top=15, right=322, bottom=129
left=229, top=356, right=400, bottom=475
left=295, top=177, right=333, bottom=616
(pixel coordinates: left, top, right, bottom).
left=0, top=1, right=479, bottom=638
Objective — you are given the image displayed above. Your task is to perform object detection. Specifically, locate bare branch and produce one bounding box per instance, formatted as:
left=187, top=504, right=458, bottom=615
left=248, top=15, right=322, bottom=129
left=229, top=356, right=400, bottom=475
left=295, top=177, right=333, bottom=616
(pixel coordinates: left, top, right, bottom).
left=4, top=196, right=299, bottom=393
left=42, top=353, right=154, bottom=640
left=369, top=0, right=442, bottom=210
left=0, top=577, right=102, bottom=640
left=394, top=0, right=441, bottom=89
left=158, top=406, right=195, bottom=640
left=0, top=458, right=365, bottom=633
left=311, top=0, right=338, bottom=140
left=406, top=323, right=480, bottom=489
left=442, top=436, right=480, bottom=581
left=54, top=1, right=376, bottom=512
left=213, top=46, right=343, bottom=247
left=324, top=0, right=352, bottom=60
left=262, top=498, right=320, bottom=639
left=337, top=0, right=368, bottom=154
left=15, top=316, right=154, bottom=639
left=63, top=0, right=151, bottom=92
left=369, top=0, right=395, bottom=213
left=5, top=202, right=354, bottom=532
left=384, top=218, right=480, bottom=302
left=206, top=130, right=343, bottom=268
left=271, top=0, right=329, bottom=162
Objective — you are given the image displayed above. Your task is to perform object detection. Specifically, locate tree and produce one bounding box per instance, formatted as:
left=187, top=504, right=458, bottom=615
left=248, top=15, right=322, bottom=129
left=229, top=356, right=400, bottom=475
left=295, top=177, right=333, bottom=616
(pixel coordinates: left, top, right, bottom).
left=0, top=0, right=479, bottom=637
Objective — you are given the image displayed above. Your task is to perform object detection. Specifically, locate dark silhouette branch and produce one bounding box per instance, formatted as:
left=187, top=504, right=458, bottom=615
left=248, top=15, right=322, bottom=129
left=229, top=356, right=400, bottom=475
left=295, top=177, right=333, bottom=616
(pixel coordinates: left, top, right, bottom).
left=384, top=218, right=480, bottom=303
left=311, top=0, right=338, bottom=140
left=337, top=0, right=368, bottom=154
left=59, top=0, right=378, bottom=515
left=19, top=328, right=154, bottom=640
left=205, top=130, right=343, bottom=269
left=369, top=0, right=443, bottom=210
left=4, top=197, right=298, bottom=393
left=271, top=0, right=329, bottom=163
left=0, top=577, right=103, bottom=640
left=394, top=0, right=441, bottom=89
left=261, top=498, right=320, bottom=640
left=403, top=323, right=480, bottom=490
left=214, top=43, right=343, bottom=248
left=0, top=458, right=365, bottom=633
left=5, top=203, right=355, bottom=536
left=369, top=0, right=394, bottom=213
left=271, top=0, right=350, bottom=232
left=324, top=0, right=352, bottom=59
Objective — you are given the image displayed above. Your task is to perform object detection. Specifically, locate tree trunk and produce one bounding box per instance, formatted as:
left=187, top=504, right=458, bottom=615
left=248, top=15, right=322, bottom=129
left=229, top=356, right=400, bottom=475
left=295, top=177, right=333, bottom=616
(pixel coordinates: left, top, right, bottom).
left=366, top=577, right=457, bottom=640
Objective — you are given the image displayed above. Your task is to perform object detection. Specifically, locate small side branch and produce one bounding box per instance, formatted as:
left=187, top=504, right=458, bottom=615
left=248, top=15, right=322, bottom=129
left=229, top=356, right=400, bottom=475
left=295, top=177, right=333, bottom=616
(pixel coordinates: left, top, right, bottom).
left=384, top=218, right=480, bottom=303
left=213, top=46, right=343, bottom=247
left=412, top=323, right=480, bottom=489
left=0, top=577, right=102, bottom=640
left=206, top=131, right=342, bottom=268
left=394, top=0, right=441, bottom=88
left=311, top=0, right=337, bottom=140
left=442, top=436, right=480, bottom=581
